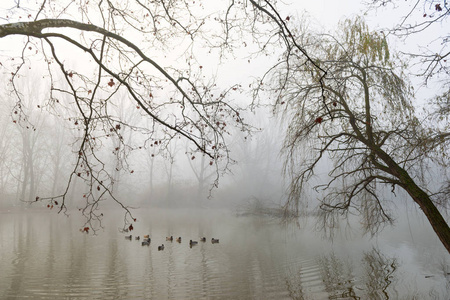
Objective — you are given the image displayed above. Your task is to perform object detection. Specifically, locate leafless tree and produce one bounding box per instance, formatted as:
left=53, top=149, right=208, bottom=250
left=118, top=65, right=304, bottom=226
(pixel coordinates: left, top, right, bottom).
left=366, top=0, right=449, bottom=139
left=366, top=0, right=449, bottom=81
left=0, top=0, right=268, bottom=232
left=0, top=0, right=308, bottom=232
left=185, top=143, right=216, bottom=201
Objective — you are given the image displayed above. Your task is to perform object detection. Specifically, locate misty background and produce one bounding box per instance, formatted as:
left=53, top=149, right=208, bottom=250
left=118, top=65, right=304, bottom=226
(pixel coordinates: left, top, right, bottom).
left=0, top=0, right=445, bottom=215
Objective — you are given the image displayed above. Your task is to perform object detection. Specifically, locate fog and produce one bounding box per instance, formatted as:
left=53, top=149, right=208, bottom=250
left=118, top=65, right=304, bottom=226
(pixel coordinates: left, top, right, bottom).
left=0, top=68, right=286, bottom=211
left=1, top=1, right=449, bottom=299
left=0, top=0, right=446, bottom=217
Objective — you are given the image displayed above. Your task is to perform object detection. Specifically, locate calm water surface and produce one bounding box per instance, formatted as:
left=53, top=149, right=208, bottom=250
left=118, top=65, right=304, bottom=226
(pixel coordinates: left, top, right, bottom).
left=0, top=208, right=449, bottom=299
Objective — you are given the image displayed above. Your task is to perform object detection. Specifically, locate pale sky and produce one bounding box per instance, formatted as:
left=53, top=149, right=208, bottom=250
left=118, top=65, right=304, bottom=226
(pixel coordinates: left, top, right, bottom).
left=0, top=0, right=446, bottom=103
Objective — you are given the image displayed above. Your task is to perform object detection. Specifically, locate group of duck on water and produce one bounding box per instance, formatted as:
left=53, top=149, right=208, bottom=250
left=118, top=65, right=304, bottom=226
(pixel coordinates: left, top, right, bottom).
left=124, top=234, right=219, bottom=250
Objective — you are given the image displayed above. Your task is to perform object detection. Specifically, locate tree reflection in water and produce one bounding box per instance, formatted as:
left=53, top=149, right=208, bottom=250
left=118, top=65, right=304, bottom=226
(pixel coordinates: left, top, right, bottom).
left=285, top=268, right=305, bottom=300
left=285, top=248, right=401, bottom=299
left=318, top=252, right=360, bottom=299
left=362, top=248, right=397, bottom=299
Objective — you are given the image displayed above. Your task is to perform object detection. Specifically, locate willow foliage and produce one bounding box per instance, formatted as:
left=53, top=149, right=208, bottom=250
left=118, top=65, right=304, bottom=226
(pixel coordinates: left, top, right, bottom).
left=269, top=17, right=448, bottom=238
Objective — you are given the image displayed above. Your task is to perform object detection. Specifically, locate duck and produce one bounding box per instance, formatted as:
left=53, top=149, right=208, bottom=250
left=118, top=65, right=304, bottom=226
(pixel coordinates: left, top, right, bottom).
left=200, top=237, right=206, bottom=242
left=158, top=244, right=165, bottom=251
left=125, top=235, right=132, bottom=240
left=176, top=237, right=182, bottom=243
left=166, top=236, right=173, bottom=241
left=189, top=240, right=198, bottom=246
left=211, top=238, right=219, bottom=244
left=135, top=236, right=140, bottom=240
left=143, top=234, right=150, bottom=239
left=141, top=238, right=150, bottom=246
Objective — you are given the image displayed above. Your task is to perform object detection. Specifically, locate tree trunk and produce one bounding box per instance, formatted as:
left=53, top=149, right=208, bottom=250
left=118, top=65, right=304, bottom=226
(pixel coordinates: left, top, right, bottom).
left=375, top=146, right=450, bottom=253
left=404, top=179, right=450, bottom=253
left=28, top=156, right=35, bottom=203
left=391, top=162, right=450, bottom=253
left=148, top=156, right=154, bottom=199
left=20, top=134, right=29, bottom=202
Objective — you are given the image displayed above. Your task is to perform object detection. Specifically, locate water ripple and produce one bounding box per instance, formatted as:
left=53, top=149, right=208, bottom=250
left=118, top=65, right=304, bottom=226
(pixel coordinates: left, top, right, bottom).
left=0, top=209, right=449, bottom=299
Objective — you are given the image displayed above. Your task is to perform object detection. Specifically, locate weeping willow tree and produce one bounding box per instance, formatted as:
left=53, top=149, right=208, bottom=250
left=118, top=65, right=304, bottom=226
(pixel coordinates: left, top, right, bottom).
left=267, top=17, right=450, bottom=252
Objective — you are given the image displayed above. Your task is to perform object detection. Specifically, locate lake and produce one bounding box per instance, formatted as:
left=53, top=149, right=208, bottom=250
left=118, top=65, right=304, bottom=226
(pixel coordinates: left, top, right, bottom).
left=0, top=207, right=449, bottom=299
